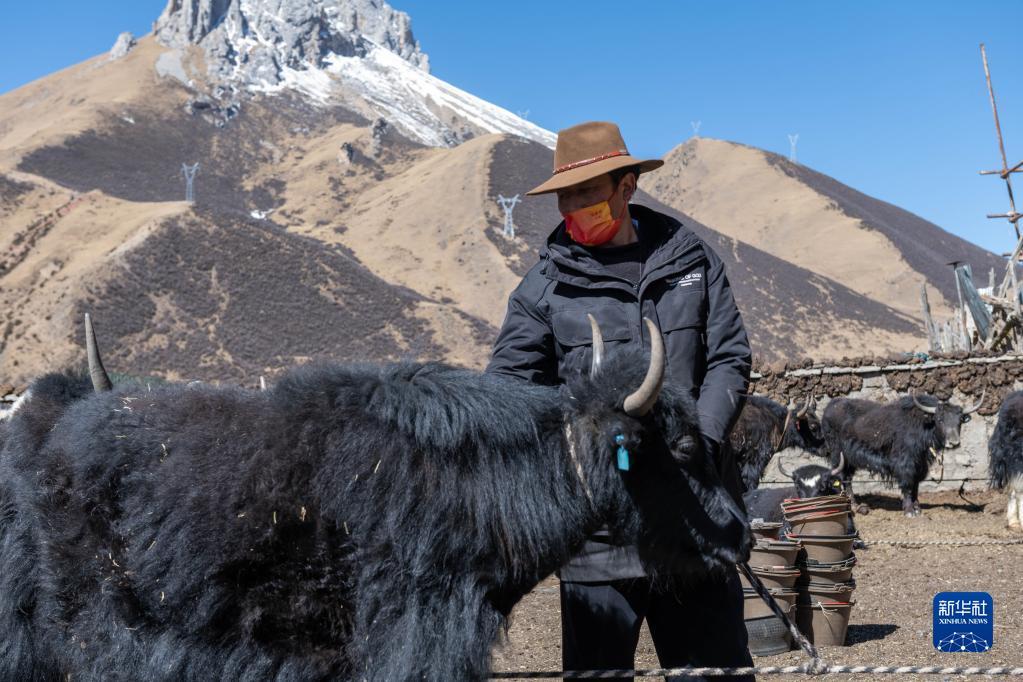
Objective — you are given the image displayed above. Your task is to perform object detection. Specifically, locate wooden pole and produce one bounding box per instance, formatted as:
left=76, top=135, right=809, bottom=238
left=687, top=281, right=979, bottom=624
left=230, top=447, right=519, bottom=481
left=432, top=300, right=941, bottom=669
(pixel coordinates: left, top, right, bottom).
left=981, top=43, right=1019, bottom=240
left=920, top=283, right=938, bottom=351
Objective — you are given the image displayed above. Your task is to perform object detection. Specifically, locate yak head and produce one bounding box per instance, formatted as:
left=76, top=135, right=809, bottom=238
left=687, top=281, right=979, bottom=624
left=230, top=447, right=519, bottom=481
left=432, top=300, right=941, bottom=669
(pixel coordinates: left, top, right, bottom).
left=560, top=315, right=751, bottom=573
left=911, top=391, right=982, bottom=449
left=785, top=395, right=824, bottom=451
left=778, top=455, right=845, bottom=498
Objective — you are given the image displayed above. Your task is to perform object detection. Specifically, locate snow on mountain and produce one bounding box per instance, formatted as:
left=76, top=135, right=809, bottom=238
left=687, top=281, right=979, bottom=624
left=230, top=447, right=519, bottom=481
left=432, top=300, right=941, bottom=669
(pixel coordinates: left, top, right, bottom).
left=256, top=44, right=556, bottom=148
left=155, top=0, right=428, bottom=80
left=154, top=0, right=554, bottom=149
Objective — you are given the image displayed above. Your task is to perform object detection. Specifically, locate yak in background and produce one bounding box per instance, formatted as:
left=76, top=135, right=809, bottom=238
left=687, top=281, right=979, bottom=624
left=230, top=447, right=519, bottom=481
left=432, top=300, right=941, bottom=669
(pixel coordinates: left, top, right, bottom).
left=0, top=316, right=750, bottom=681
left=988, top=390, right=1023, bottom=531
left=726, top=394, right=823, bottom=493
left=822, top=392, right=981, bottom=517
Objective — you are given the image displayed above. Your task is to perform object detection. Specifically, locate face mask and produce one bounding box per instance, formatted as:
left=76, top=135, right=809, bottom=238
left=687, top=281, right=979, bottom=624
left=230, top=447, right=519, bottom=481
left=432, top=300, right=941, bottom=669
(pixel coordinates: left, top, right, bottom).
left=563, top=188, right=626, bottom=246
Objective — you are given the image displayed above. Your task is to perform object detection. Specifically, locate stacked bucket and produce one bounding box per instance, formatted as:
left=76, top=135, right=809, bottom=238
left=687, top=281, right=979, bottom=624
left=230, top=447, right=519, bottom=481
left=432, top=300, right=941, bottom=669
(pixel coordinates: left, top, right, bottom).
left=741, top=521, right=803, bottom=655
left=784, top=495, right=857, bottom=646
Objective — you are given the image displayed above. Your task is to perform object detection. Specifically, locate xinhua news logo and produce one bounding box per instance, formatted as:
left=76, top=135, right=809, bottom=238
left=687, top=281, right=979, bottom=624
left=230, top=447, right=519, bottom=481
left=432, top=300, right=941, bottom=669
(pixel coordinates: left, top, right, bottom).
left=933, top=592, right=994, bottom=653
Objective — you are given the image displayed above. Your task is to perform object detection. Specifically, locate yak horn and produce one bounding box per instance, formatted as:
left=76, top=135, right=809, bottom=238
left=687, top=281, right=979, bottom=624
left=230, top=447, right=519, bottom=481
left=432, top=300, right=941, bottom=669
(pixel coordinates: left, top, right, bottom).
left=84, top=313, right=112, bottom=392
left=830, top=452, right=845, bottom=476
left=911, top=392, right=937, bottom=415
left=964, top=389, right=985, bottom=415
left=777, top=458, right=793, bottom=479
left=587, top=314, right=605, bottom=379
left=623, top=318, right=665, bottom=417
left=796, top=394, right=810, bottom=419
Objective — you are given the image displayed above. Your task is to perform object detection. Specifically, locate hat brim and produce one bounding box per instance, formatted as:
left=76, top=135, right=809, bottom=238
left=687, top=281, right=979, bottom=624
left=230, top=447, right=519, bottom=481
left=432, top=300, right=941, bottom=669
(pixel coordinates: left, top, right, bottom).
left=526, top=156, right=664, bottom=196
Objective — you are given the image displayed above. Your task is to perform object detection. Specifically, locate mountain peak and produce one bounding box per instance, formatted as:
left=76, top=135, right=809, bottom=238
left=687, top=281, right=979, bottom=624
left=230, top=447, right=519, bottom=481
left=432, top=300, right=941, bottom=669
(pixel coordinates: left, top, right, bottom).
left=154, top=0, right=429, bottom=87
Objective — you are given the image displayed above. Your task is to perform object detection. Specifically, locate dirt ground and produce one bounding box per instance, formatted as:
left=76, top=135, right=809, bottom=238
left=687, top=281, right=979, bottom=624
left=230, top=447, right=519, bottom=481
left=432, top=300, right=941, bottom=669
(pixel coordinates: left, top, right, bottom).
left=491, top=490, right=1023, bottom=680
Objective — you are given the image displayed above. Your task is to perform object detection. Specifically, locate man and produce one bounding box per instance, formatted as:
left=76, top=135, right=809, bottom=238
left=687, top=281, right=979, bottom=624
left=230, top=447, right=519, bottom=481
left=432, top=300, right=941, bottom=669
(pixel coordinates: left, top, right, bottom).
left=486, top=122, right=753, bottom=680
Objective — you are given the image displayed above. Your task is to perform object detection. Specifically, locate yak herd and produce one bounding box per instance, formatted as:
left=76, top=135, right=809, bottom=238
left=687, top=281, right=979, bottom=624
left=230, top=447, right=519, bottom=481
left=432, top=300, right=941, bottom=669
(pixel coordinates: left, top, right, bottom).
left=1, top=315, right=1022, bottom=680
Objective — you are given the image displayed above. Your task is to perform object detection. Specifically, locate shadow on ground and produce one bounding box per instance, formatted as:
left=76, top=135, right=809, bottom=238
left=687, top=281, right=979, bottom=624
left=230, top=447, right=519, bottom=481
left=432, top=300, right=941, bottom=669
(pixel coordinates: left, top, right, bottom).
left=846, top=623, right=898, bottom=645
left=857, top=493, right=985, bottom=514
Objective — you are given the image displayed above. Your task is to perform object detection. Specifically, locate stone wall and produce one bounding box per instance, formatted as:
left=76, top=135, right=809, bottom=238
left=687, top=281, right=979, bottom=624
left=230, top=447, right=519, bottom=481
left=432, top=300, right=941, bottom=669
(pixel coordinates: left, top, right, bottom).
left=750, top=355, right=1023, bottom=492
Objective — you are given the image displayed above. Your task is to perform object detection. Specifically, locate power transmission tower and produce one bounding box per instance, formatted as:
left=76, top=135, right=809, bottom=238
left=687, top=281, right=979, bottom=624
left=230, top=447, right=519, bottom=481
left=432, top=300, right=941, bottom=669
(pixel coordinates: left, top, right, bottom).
left=690, top=121, right=701, bottom=138
left=497, top=194, right=521, bottom=239
left=788, top=134, right=799, bottom=163
left=182, top=163, right=199, bottom=204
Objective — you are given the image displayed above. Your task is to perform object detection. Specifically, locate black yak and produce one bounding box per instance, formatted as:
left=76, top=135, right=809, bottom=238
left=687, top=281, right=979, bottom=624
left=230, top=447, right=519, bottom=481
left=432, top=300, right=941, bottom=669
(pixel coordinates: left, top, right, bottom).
left=726, top=394, right=823, bottom=492
left=988, top=391, right=1023, bottom=531
left=742, top=455, right=844, bottom=523
left=777, top=456, right=845, bottom=499
left=822, top=392, right=981, bottom=517
left=0, top=316, right=750, bottom=681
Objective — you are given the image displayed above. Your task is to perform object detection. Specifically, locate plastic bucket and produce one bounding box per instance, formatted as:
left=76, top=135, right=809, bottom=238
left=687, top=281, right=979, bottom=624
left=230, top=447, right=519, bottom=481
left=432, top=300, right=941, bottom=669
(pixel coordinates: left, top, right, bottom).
left=782, top=494, right=850, bottom=511
left=800, top=553, right=857, bottom=571
left=745, top=604, right=796, bottom=656
left=782, top=501, right=851, bottom=517
left=795, top=600, right=855, bottom=646
left=749, top=540, right=802, bottom=569
left=740, top=566, right=802, bottom=591
left=799, top=565, right=855, bottom=585
left=786, top=510, right=851, bottom=536
left=797, top=581, right=856, bottom=605
left=751, top=521, right=784, bottom=541
left=743, top=588, right=798, bottom=619
left=786, top=533, right=856, bottom=564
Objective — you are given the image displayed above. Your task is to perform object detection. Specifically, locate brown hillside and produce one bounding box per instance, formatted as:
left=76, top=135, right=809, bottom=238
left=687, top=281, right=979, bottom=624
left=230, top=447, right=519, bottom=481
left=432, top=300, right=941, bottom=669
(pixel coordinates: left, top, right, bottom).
left=641, top=138, right=1006, bottom=321
left=3, top=34, right=1001, bottom=383
left=485, top=136, right=922, bottom=362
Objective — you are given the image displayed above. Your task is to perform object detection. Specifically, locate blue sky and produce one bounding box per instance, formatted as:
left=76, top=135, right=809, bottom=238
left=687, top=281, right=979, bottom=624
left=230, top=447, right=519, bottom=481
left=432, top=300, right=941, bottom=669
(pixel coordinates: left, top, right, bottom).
left=2, top=1, right=1021, bottom=255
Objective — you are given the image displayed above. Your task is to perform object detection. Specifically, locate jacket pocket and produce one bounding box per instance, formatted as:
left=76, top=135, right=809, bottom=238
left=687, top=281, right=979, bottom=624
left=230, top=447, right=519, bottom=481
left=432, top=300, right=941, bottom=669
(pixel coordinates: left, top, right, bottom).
left=656, top=284, right=705, bottom=333
left=654, top=281, right=707, bottom=389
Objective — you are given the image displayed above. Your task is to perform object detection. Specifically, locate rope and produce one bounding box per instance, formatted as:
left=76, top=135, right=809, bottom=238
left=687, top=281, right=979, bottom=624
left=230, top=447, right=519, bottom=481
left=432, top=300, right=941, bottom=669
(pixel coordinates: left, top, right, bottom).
left=491, top=664, right=1023, bottom=678
left=757, top=476, right=984, bottom=484
left=736, top=562, right=820, bottom=666
left=862, top=537, right=1023, bottom=547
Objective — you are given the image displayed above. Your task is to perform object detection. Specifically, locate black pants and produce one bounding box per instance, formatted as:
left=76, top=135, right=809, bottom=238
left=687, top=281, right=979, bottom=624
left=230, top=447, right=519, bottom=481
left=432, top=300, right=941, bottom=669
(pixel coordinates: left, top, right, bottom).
left=560, top=569, right=754, bottom=682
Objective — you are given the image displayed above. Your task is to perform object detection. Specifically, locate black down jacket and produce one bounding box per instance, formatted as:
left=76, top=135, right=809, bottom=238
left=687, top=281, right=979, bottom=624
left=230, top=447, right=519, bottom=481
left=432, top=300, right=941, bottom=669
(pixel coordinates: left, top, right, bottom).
left=486, top=203, right=751, bottom=580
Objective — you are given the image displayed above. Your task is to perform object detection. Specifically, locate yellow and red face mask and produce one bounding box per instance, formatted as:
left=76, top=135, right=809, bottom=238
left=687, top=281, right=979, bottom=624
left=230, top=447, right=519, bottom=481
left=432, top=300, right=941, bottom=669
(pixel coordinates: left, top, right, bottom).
left=562, top=190, right=626, bottom=247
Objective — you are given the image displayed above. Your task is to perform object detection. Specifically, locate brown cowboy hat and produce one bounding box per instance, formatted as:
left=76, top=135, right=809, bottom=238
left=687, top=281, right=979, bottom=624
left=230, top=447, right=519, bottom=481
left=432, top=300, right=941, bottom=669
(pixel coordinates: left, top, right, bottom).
left=526, top=121, right=664, bottom=196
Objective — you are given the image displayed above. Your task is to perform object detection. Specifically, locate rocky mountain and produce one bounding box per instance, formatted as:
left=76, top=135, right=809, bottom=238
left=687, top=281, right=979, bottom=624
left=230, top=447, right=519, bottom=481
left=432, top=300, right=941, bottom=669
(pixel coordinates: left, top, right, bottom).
left=154, top=0, right=429, bottom=78
left=148, top=0, right=553, bottom=148
left=0, top=0, right=1007, bottom=387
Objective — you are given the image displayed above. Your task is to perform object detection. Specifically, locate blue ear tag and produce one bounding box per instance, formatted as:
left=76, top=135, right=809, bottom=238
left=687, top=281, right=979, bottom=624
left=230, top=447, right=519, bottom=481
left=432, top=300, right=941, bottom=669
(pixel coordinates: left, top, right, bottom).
left=615, top=433, right=630, bottom=471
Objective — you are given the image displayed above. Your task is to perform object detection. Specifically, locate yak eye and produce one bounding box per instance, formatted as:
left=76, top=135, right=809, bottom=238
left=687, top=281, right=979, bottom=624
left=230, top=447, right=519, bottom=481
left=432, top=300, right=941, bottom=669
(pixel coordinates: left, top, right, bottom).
left=961, top=415, right=971, bottom=424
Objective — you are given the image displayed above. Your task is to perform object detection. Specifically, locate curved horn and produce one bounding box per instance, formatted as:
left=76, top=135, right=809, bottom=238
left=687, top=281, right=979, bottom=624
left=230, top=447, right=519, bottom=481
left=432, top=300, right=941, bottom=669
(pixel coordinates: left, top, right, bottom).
left=830, top=452, right=845, bottom=476
left=911, top=391, right=938, bottom=415
left=84, top=313, right=112, bottom=392
left=964, top=389, right=986, bottom=415
left=776, top=458, right=793, bottom=479
left=623, top=318, right=665, bottom=417
left=587, top=314, right=605, bottom=379
left=796, top=394, right=810, bottom=419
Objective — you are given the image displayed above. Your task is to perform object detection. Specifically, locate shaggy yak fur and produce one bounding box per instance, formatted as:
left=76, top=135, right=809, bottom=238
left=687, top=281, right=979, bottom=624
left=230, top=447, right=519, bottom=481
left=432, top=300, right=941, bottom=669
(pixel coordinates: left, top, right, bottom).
left=987, top=391, right=1023, bottom=530
left=726, top=395, right=823, bottom=493
left=821, top=394, right=972, bottom=516
left=0, top=353, right=750, bottom=681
